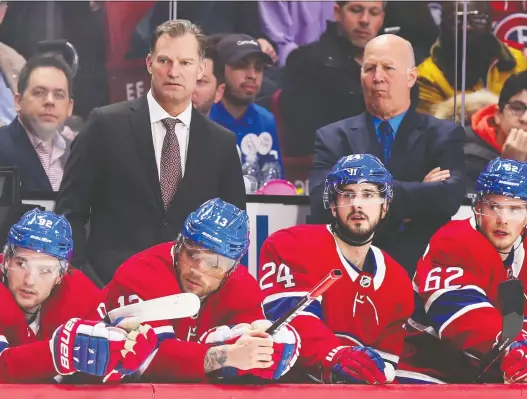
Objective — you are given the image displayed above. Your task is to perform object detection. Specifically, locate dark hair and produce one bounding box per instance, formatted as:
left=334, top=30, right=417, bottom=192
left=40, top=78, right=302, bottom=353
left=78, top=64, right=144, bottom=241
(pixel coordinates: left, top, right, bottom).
left=203, top=34, right=227, bottom=86
left=498, top=71, right=527, bottom=111
left=17, top=53, right=73, bottom=97
left=64, top=115, right=84, bottom=131
left=150, top=19, right=206, bottom=58
left=336, top=1, right=387, bottom=9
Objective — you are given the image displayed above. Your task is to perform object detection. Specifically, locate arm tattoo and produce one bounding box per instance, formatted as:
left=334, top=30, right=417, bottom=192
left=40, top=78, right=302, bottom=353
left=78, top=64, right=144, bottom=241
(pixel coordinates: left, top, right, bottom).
left=204, top=345, right=229, bottom=373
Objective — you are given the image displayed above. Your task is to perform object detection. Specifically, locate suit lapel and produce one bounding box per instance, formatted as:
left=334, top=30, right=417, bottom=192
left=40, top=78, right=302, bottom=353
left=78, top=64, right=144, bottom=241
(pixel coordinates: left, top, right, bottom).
left=128, top=97, right=164, bottom=210
left=11, top=120, right=53, bottom=191
left=346, top=113, right=384, bottom=159
left=388, top=109, right=424, bottom=170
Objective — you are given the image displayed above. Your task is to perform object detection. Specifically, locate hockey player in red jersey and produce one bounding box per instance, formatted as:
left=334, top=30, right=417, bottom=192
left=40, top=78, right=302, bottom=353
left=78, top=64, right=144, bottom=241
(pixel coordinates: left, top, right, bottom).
left=259, top=154, right=414, bottom=384
left=100, top=198, right=300, bottom=383
left=399, top=158, right=527, bottom=384
left=0, top=209, right=156, bottom=383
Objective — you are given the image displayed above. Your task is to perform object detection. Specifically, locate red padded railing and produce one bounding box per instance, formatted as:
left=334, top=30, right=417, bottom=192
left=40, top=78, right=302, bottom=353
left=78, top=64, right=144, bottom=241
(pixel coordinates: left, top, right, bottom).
left=0, top=384, right=525, bottom=399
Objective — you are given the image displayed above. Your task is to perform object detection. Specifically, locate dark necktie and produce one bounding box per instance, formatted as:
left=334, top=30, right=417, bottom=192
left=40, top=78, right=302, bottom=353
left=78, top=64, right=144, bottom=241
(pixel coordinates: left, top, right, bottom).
left=160, top=118, right=182, bottom=209
left=379, top=121, right=394, bottom=165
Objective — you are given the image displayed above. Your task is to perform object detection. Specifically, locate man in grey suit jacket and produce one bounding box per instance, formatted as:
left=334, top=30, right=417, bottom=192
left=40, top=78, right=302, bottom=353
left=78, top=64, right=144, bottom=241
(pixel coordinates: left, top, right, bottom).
left=55, top=20, right=245, bottom=286
left=309, top=34, right=466, bottom=275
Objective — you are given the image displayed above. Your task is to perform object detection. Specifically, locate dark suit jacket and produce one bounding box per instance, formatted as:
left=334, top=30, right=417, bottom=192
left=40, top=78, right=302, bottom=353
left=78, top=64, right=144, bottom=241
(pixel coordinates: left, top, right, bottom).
left=280, top=22, right=365, bottom=158
left=0, top=118, right=61, bottom=194
left=309, top=109, right=466, bottom=275
left=55, top=97, right=246, bottom=286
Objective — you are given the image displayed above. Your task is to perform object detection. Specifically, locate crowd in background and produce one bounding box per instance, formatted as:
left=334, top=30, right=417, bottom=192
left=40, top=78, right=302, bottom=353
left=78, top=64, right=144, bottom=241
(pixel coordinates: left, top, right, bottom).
left=1, top=1, right=526, bottom=195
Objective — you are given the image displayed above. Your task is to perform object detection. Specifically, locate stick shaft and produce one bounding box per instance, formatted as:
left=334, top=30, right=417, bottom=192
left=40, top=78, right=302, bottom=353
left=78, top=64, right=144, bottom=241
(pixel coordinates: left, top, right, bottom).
left=266, top=269, right=342, bottom=335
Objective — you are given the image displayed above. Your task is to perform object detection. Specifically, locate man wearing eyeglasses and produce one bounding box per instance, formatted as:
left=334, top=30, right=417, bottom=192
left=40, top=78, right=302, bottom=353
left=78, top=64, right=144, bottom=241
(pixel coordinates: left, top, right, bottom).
left=398, top=158, right=527, bottom=384
left=464, top=71, right=527, bottom=192
left=100, top=198, right=300, bottom=383
left=0, top=208, right=157, bottom=383
left=416, top=1, right=527, bottom=114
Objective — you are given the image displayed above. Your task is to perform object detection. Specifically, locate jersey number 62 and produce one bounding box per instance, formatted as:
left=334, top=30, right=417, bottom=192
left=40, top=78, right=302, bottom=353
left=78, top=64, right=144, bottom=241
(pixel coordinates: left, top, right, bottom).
left=423, top=266, right=464, bottom=292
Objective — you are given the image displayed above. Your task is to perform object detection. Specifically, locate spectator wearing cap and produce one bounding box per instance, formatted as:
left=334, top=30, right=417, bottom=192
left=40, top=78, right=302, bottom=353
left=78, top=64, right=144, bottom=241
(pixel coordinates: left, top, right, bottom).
left=210, top=34, right=283, bottom=173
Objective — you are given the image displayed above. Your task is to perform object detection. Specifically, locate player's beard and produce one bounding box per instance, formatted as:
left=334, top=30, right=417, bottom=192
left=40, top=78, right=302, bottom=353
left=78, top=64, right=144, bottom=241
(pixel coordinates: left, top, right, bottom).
left=334, top=210, right=380, bottom=246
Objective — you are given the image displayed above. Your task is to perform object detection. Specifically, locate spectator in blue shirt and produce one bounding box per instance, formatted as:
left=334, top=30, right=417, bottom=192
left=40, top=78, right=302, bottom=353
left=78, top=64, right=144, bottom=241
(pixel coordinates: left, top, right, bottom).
left=210, top=34, right=283, bottom=172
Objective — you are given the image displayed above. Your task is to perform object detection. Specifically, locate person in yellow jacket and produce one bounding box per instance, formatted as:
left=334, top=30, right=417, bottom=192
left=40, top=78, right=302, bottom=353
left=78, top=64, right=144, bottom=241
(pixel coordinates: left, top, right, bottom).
left=417, top=1, right=527, bottom=115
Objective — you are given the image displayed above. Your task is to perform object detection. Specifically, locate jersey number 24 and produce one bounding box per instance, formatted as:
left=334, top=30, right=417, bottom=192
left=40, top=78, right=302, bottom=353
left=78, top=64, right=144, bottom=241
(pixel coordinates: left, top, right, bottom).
left=260, top=262, right=296, bottom=290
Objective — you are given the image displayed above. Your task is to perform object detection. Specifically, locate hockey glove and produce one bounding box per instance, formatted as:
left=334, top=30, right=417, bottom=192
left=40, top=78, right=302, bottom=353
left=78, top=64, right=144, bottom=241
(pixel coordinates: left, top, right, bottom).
left=51, top=317, right=157, bottom=382
left=200, top=319, right=300, bottom=380
left=501, top=340, right=527, bottom=383
left=322, top=345, right=394, bottom=384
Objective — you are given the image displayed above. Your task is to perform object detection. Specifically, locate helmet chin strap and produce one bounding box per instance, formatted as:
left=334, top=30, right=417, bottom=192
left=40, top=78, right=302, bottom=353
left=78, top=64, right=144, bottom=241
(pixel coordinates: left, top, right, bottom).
left=331, top=221, right=374, bottom=247
left=331, top=205, right=385, bottom=247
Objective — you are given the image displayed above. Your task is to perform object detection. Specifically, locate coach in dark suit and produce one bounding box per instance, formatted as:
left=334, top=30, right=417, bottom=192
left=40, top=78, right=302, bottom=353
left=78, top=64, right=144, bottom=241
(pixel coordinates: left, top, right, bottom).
left=309, top=34, right=466, bottom=275
left=55, top=20, right=246, bottom=286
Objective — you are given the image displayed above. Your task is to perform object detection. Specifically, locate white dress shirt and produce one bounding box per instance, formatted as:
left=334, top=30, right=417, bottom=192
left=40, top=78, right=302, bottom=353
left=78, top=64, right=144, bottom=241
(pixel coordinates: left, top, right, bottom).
left=147, top=89, right=192, bottom=179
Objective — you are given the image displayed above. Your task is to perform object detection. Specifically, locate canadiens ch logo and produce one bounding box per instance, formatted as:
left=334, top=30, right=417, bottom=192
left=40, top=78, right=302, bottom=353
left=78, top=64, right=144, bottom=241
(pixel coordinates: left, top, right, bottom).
left=360, top=275, right=372, bottom=288
left=493, top=14, right=527, bottom=47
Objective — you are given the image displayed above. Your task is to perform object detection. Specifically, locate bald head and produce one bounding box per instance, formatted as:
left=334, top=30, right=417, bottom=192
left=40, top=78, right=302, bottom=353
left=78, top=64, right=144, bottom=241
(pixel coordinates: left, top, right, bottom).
left=364, top=34, right=416, bottom=69
left=360, top=34, right=418, bottom=118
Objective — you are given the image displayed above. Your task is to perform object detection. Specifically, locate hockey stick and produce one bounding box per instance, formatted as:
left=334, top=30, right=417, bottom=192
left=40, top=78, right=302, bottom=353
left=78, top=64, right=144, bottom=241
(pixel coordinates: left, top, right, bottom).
left=266, top=269, right=343, bottom=335
left=103, top=293, right=201, bottom=324
left=55, top=293, right=200, bottom=383
left=473, top=279, right=524, bottom=382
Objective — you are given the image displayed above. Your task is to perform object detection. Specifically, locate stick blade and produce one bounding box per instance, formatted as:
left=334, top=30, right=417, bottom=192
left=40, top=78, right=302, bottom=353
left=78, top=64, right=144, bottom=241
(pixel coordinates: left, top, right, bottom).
left=107, top=293, right=200, bottom=324
left=499, top=279, right=524, bottom=343
left=473, top=279, right=525, bottom=382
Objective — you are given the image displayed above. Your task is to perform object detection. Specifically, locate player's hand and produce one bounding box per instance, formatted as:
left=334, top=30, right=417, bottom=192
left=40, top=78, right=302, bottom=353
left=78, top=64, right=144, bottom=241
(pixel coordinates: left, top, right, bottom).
left=322, top=346, right=395, bottom=384
left=501, top=340, right=527, bottom=383
left=51, top=317, right=157, bottom=382
left=238, top=320, right=300, bottom=379
left=502, top=128, right=527, bottom=162
left=257, top=38, right=277, bottom=64
left=423, top=167, right=450, bottom=183
left=200, top=320, right=300, bottom=380
left=102, top=317, right=158, bottom=382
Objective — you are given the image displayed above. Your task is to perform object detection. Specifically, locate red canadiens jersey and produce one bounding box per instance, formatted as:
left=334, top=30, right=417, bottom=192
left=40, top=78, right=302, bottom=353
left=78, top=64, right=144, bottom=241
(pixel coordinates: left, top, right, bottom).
left=101, top=242, right=265, bottom=383
left=399, top=217, right=527, bottom=384
left=0, top=267, right=103, bottom=383
left=259, top=224, right=414, bottom=381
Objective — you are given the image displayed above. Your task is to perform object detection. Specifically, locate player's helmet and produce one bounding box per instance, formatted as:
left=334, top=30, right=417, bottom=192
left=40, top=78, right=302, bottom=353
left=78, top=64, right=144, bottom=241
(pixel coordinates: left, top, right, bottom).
left=182, top=198, right=249, bottom=261
left=475, top=158, right=527, bottom=201
left=323, top=154, right=394, bottom=209
left=5, top=208, right=73, bottom=270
